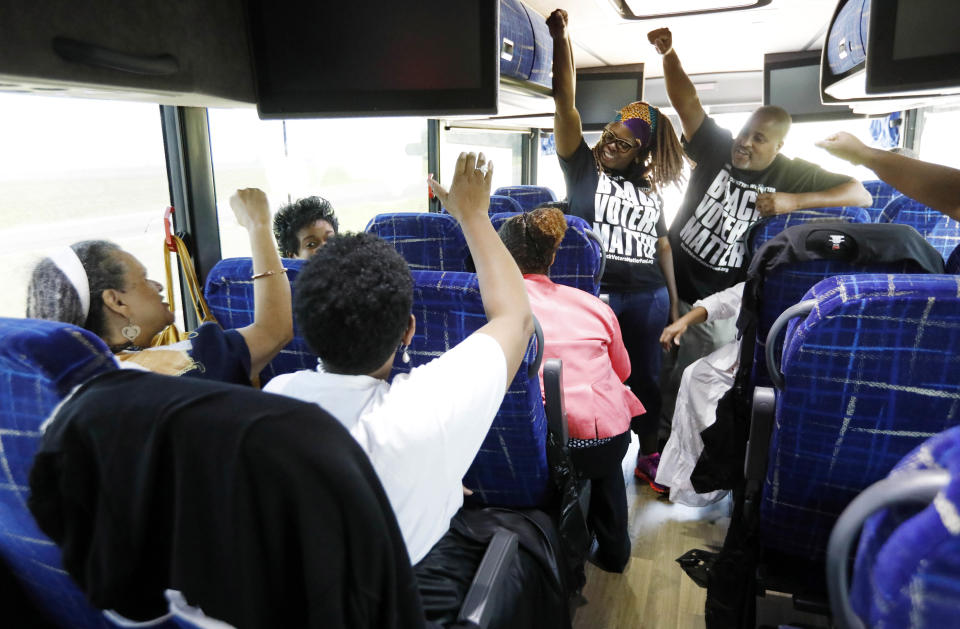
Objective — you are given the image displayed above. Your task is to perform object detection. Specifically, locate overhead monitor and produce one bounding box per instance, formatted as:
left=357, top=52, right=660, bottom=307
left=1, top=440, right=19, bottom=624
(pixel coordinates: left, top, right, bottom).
left=765, top=50, right=856, bottom=121
left=866, top=0, right=960, bottom=95
left=246, top=1, right=499, bottom=119
left=574, top=69, right=644, bottom=132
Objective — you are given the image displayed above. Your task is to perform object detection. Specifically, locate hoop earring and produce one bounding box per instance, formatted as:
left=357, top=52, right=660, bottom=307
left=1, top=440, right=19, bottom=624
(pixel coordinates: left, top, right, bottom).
left=399, top=343, right=411, bottom=364
left=121, top=321, right=142, bottom=342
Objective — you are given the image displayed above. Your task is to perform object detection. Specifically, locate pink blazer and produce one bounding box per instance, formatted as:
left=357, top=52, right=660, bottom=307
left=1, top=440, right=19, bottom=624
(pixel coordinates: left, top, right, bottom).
left=524, top=274, right=645, bottom=440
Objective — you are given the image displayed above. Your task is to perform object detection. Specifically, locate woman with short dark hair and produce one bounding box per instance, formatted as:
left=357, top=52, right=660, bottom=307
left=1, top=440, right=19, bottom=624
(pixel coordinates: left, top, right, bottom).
left=272, top=195, right=339, bottom=258
left=264, top=153, right=535, bottom=565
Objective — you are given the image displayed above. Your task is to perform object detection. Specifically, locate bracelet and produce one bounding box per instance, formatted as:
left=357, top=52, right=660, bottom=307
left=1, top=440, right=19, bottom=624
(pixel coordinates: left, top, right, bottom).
left=660, top=46, right=673, bottom=57
left=251, top=268, right=288, bottom=280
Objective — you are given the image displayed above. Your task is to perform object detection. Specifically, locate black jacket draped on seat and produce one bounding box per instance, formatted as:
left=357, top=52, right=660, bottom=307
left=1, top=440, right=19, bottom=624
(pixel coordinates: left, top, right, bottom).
left=28, top=370, right=425, bottom=629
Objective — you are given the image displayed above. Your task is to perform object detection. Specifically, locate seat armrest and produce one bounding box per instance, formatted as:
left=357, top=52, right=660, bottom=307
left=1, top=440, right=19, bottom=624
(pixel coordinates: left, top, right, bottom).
left=542, top=359, right=568, bottom=446
left=456, top=529, right=519, bottom=629
left=744, top=386, right=776, bottom=520
left=826, top=470, right=948, bottom=629
left=765, top=299, right=816, bottom=390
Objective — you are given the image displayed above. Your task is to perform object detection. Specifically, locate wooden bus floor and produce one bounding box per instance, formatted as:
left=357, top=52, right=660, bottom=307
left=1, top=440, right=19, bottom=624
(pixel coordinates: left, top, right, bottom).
left=572, top=456, right=732, bottom=629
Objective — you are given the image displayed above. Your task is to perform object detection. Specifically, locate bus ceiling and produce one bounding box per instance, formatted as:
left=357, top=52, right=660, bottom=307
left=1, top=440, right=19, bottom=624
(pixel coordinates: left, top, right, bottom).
left=0, top=1, right=958, bottom=119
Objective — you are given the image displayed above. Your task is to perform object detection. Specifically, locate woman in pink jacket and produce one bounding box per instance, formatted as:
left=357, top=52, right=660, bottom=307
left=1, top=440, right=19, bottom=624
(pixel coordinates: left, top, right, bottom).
left=499, top=204, right=644, bottom=573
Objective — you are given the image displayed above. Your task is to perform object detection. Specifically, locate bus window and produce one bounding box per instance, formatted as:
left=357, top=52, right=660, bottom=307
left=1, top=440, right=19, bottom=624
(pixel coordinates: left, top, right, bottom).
left=537, top=132, right=566, bottom=203
left=918, top=104, right=960, bottom=170
left=0, top=93, right=173, bottom=322
left=439, top=127, right=523, bottom=195
left=208, top=110, right=429, bottom=258
left=781, top=117, right=876, bottom=181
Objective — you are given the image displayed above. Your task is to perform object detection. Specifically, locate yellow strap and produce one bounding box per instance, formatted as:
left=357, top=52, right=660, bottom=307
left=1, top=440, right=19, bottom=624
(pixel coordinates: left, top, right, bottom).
left=168, top=235, right=219, bottom=326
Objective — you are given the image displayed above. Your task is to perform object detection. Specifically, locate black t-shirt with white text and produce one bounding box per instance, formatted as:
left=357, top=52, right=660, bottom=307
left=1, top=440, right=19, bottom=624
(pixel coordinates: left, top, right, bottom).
left=560, top=140, right=668, bottom=292
left=669, top=116, right=852, bottom=303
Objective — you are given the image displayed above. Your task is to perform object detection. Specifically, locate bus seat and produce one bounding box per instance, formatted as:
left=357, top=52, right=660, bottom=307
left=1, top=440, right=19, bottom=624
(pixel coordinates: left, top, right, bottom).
left=880, top=196, right=960, bottom=259
left=439, top=194, right=524, bottom=216
left=747, top=206, right=872, bottom=256
left=948, top=242, right=960, bottom=274
left=492, top=185, right=558, bottom=212
left=0, top=317, right=119, bottom=629
left=391, top=271, right=550, bottom=507
left=750, top=273, right=960, bottom=564
left=747, top=220, right=923, bottom=389
left=860, top=179, right=901, bottom=220
left=827, top=425, right=960, bottom=629
left=204, top=257, right=317, bottom=384
left=490, top=212, right=605, bottom=296
left=365, top=212, right=471, bottom=271
left=488, top=194, right=524, bottom=215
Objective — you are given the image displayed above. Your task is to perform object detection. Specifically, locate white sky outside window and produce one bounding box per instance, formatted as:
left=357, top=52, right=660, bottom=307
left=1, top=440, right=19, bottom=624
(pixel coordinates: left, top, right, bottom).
left=918, top=106, right=960, bottom=170
left=438, top=128, right=524, bottom=204
left=208, top=109, right=428, bottom=259
left=0, top=92, right=174, bottom=322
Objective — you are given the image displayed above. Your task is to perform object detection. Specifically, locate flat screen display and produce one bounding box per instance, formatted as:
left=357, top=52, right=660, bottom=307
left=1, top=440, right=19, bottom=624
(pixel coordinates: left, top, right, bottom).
left=765, top=51, right=854, bottom=121
left=247, top=1, right=499, bottom=118
left=574, top=72, right=644, bottom=132
left=867, top=0, right=960, bottom=94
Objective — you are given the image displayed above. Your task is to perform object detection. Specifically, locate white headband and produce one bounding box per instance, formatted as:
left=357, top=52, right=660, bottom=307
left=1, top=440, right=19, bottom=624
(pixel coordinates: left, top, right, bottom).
left=48, top=246, right=91, bottom=321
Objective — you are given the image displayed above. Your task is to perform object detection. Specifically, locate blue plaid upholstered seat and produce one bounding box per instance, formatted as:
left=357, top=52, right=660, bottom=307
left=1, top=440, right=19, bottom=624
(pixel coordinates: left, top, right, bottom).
left=753, top=256, right=921, bottom=388
left=390, top=271, right=549, bottom=507
left=880, top=196, right=960, bottom=259
left=488, top=194, right=524, bottom=215
left=204, top=257, right=317, bottom=384
left=492, top=185, right=558, bottom=212
left=860, top=179, right=901, bottom=222
left=0, top=317, right=119, bottom=628
left=850, top=425, right=960, bottom=628
left=948, top=243, right=960, bottom=274
left=747, top=207, right=872, bottom=256
left=490, top=212, right=603, bottom=296
left=758, top=274, right=960, bottom=561
left=747, top=210, right=875, bottom=387
left=439, top=194, right=524, bottom=216
left=365, top=213, right=471, bottom=271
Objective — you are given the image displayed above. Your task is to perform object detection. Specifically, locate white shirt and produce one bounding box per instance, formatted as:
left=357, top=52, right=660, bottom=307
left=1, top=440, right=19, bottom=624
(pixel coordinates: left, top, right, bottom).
left=264, top=332, right=507, bottom=564
left=657, top=281, right=744, bottom=506
left=694, top=281, right=745, bottom=324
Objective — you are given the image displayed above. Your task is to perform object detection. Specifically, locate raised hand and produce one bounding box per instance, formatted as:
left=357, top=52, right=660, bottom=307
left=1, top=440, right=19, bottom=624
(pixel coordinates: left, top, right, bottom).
left=546, top=8, right=568, bottom=39
left=427, top=152, right=493, bottom=223
left=229, top=188, right=271, bottom=230
left=647, top=27, right=673, bottom=55
left=816, top=131, right=871, bottom=166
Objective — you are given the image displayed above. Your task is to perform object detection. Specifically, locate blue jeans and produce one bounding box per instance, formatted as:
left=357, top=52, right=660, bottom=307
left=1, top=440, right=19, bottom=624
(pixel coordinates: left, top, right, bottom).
left=605, top=286, right=670, bottom=447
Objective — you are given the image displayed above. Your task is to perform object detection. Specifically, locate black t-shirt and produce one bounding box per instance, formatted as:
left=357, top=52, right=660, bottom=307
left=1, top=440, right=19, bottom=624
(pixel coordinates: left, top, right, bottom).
left=669, top=116, right=853, bottom=303
left=560, top=140, right=667, bottom=292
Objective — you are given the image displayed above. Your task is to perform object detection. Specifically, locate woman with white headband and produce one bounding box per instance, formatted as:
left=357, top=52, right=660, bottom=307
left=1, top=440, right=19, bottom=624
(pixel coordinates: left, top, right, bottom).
left=26, top=188, right=293, bottom=385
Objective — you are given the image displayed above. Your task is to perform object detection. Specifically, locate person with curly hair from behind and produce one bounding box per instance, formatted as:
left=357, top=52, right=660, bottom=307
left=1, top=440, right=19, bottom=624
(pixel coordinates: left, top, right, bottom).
left=499, top=203, right=643, bottom=573
left=264, top=152, right=534, bottom=567
left=272, top=195, right=339, bottom=259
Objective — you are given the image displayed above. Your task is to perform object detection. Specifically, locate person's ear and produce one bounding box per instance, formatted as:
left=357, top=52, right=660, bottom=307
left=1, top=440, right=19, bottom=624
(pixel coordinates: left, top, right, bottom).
left=776, top=139, right=784, bottom=152
left=100, top=288, right=127, bottom=317
left=550, top=250, right=558, bottom=267
left=403, top=314, right=416, bottom=345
